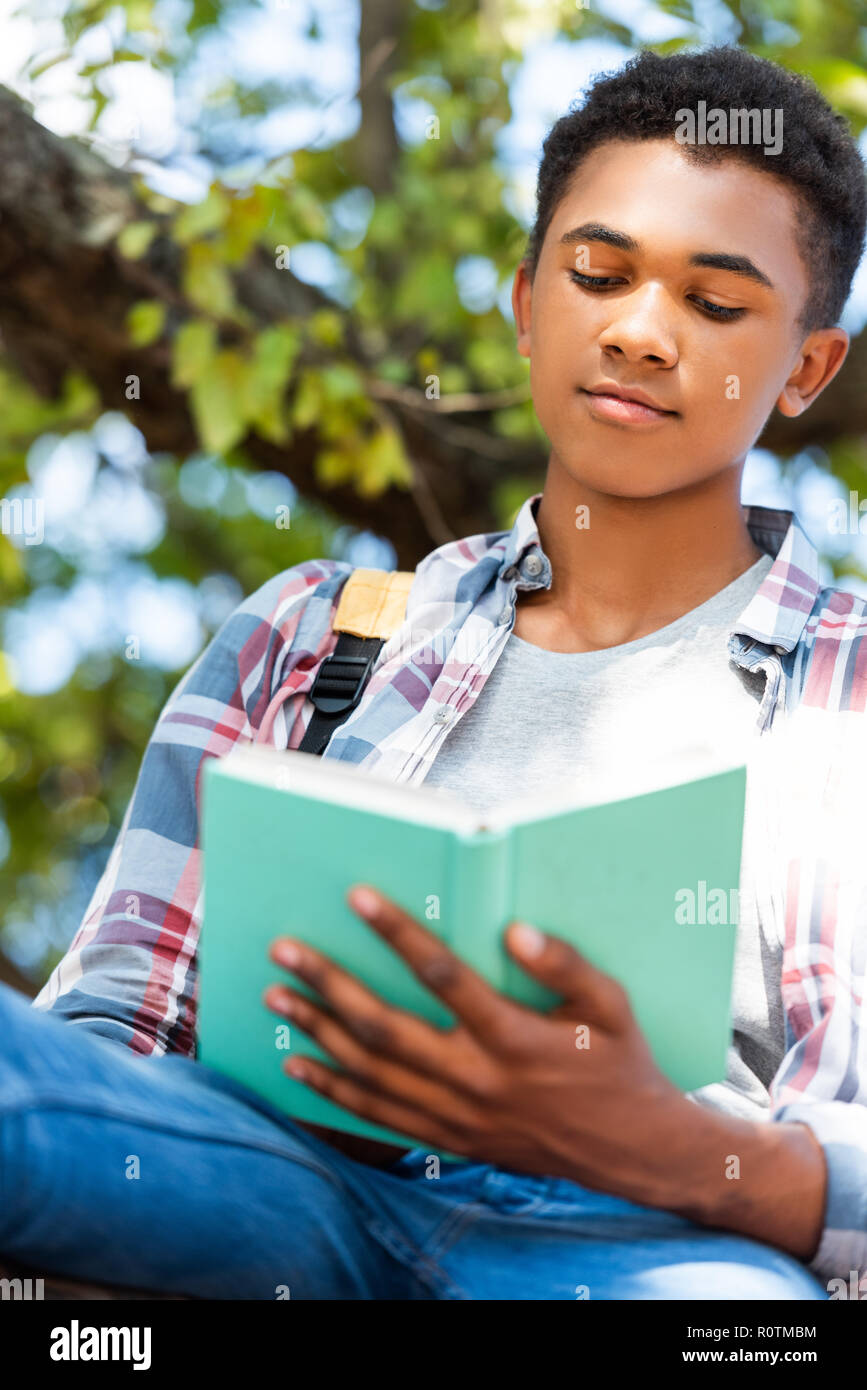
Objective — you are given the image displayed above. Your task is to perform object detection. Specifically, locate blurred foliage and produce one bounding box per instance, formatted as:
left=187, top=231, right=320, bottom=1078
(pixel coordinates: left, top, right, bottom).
left=1, top=0, right=867, bottom=987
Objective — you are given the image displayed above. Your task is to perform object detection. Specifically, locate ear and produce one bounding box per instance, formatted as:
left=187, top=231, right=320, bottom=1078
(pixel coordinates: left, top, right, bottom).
left=511, top=260, right=533, bottom=359
left=776, top=326, right=849, bottom=418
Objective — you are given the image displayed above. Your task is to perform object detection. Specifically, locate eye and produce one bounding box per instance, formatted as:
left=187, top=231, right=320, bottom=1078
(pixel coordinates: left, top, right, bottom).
left=689, top=296, right=746, bottom=321
left=568, top=270, right=624, bottom=290
left=567, top=270, right=746, bottom=322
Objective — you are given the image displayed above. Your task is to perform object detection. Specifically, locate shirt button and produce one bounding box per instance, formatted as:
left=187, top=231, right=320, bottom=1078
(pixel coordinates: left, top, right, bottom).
left=523, top=554, right=543, bottom=577
left=498, top=606, right=512, bottom=625
left=434, top=706, right=453, bottom=725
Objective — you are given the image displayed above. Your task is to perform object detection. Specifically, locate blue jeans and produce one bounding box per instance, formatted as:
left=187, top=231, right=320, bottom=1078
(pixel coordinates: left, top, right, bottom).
left=0, top=985, right=827, bottom=1300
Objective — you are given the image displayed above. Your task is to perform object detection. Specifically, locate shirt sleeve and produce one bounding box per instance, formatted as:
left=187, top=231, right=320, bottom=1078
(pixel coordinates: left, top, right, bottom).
left=31, top=559, right=347, bottom=1057
left=774, top=1097, right=867, bottom=1291
left=769, top=875, right=867, bottom=1290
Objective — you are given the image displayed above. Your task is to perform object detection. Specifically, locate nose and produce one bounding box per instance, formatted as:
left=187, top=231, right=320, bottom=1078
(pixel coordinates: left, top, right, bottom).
left=597, top=282, right=678, bottom=368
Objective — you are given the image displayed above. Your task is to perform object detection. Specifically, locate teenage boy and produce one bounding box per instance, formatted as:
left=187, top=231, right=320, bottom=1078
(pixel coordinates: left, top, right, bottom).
left=1, top=45, right=865, bottom=1300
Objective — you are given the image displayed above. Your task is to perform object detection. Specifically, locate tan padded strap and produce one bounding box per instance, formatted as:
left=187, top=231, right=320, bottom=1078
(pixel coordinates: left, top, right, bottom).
left=333, top=568, right=414, bottom=640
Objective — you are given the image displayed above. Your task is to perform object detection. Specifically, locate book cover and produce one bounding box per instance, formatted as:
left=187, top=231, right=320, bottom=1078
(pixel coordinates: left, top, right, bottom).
left=198, top=747, right=745, bottom=1147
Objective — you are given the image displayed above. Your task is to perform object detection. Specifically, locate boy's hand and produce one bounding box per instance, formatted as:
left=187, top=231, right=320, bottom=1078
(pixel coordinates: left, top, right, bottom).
left=264, top=884, right=692, bottom=1206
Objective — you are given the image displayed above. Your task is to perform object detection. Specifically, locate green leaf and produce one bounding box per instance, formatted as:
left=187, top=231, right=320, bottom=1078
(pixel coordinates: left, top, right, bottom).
left=394, top=252, right=456, bottom=321
left=116, top=221, right=157, bottom=260
left=183, top=244, right=236, bottom=318
left=321, top=363, right=365, bottom=402
left=241, top=325, right=302, bottom=442
left=367, top=198, right=404, bottom=251
left=356, top=424, right=413, bottom=497
left=63, top=375, right=100, bottom=423
left=223, top=190, right=270, bottom=264
left=291, top=370, right=324, bottom=430
left=802, top=59, right=867, bottom=116
left=378, top=357, right=412, bottom=384
left=124, top=0, right=157, bottom=29
left=308, top=310, right=344, bottom=349
left=0, top=537, right=24, bottom=589
left=125, top=300, right=167, bottom=347
left=89, top=89, right=109, bottom=129
left=287, top=183, right=328, bottom=241
left=171, top=319, right=217, bottom=388
left=188, top=0, right=221, bottom=32
left=250, top=324, right=302, bottom=394
left=174, top=186, right=231, bottom=245
left=189, top=350, right=248, bottom=455
left=315, top=446, right=355, bottom=488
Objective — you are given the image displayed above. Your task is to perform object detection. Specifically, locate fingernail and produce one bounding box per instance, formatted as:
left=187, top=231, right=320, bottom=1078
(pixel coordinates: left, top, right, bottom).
left=276, top=940, right=302, bottom=968
left=288, top=1059, right=307, bottom=1080
left=511, top=924, right=546, bottom=957
left=349, top=886, right=380, bottom=919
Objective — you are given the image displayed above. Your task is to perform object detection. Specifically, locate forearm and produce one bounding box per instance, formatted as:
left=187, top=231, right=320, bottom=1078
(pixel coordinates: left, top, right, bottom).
left=646, top=1098, right=827, bottom=1262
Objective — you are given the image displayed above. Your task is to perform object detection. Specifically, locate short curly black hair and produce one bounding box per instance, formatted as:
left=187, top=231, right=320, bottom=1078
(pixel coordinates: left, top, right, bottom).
left=526, top=46, right=867, bottom=333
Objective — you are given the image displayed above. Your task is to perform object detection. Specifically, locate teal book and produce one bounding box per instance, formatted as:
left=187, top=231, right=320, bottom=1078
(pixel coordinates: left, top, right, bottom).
left=198, top=745, right=746, bottom=1148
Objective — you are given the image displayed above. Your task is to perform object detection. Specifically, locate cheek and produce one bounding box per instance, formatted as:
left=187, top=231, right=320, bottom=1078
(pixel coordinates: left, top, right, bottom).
left=686, top=329, right=776, bottom=418
left=530, top=284, right=572, bottom=348
left=529, top=290, right=595, bottom=386
left=528, top=315, right=570, bottom=394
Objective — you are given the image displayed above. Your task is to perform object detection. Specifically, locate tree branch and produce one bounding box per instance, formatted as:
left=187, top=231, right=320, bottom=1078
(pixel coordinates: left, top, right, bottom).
left=0, top=86, right=543, bottom=568
left=355, top=0, right=403, bottom=196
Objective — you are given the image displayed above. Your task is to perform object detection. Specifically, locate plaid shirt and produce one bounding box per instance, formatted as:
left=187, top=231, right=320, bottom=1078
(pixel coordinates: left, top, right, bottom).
left=33, top=492, right=867, bottom=1288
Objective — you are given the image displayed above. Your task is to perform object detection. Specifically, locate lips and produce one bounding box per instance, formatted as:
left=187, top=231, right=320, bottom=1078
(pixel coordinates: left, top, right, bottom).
left=581, top=384, right=677, bottom=425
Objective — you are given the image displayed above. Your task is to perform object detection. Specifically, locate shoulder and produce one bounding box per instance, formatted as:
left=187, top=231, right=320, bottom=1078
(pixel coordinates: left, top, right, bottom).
left=175, top=558, right=353, bottom=722
left=232, top=557, right=353, bottom=634
left=412, top=492, right=542, bottom=597
left=795, top=581, right=867, bottom=711
left=225, top=557, right=354, bottom=683
left=412, top=525, right=511, bottom=608
left=805, top=581, right=867, bottom=643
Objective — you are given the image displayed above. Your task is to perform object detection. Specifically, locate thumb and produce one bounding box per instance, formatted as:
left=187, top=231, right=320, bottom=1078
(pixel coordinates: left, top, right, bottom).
left=506, top=923, right=631, bottom=1030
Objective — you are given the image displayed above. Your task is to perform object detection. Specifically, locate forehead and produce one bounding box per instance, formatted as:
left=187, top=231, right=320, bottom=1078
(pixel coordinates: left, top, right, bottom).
left=546, top=137, right=806, bottom=293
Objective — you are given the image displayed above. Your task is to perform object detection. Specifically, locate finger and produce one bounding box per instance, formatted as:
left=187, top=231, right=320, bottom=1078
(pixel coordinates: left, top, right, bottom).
left=347, top=885, right=517, bottom=1044
left=268, top=937, right=452, bottom=1076
left=264, top=984, right=481, bottom=1131
left=505, top=923, right=631, bottom=1030
left=284, top=1054, right=470, bottom=1155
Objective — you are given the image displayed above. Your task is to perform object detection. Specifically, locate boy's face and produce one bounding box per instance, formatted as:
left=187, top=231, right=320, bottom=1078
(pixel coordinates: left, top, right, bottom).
left=512, top=137, right=848, bottom=498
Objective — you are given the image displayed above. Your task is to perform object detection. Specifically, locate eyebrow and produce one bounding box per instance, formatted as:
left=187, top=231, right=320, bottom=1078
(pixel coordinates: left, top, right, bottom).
left=558, top=222, right=775, bottom=290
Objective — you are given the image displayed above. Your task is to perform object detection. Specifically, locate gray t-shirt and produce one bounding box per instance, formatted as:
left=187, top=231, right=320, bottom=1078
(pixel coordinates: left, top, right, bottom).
left=423, top=551, right=783, bottom=1121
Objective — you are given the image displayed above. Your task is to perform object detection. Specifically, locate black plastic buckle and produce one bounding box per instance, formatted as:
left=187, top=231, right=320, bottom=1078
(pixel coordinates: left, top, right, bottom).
left=308, top=652, right=376, bottom=716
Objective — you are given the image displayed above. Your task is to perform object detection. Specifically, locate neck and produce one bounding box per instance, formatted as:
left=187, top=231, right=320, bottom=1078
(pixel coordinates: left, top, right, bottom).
left=524, top=453, right=765, bottom=652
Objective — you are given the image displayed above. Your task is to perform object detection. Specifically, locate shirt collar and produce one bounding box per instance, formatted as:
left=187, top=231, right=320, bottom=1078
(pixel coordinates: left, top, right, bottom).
left=499, top=493, right=821, bottom=656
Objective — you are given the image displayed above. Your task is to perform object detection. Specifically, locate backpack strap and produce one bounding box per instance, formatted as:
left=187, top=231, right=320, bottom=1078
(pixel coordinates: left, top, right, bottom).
left=298, top=568, right=414, bottom=756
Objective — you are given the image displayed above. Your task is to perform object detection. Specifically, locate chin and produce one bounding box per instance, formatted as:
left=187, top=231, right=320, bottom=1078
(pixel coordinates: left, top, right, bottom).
left=556, top=454, right=683, bottom=499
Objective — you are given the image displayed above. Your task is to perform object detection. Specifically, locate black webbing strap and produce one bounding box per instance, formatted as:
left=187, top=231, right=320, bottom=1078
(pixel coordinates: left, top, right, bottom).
left=297, top=630, right=385, bottom=756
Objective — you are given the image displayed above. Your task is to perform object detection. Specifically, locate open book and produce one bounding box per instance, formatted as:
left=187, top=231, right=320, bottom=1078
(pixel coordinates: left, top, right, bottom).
left=198, top=744, right=746, bottom=1147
